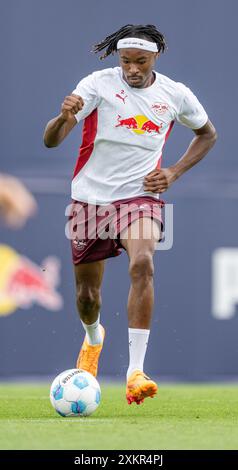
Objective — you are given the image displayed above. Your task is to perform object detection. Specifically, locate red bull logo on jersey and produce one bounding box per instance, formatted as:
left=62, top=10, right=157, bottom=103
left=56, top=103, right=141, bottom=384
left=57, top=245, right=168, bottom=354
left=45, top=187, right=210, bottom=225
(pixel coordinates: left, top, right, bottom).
left=0, top=244, right=63, bottom=316
left=115, top=114, right=163, bottom=135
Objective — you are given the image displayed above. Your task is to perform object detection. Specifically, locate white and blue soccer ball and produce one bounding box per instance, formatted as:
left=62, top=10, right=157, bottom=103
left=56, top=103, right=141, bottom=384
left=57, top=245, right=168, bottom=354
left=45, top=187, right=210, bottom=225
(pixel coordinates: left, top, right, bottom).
left=50, top=368, right=101, bottom=417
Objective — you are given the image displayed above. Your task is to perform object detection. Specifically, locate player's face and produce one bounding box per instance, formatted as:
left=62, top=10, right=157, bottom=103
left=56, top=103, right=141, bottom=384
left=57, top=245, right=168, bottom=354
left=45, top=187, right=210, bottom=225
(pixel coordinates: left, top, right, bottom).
left=119, top=49, right=159, bottom=88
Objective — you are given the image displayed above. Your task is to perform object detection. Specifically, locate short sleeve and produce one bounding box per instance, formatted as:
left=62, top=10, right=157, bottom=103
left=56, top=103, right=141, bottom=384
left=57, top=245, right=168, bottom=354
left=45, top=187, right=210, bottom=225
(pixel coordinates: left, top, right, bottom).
left=176, top=84, right=208, bottom=129
left=72, top=73, right=100, bottom=123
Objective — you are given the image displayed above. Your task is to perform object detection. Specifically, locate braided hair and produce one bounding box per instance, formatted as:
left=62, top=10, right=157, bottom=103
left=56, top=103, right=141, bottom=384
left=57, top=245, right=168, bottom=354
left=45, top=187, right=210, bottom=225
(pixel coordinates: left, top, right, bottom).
left=92, top=24, right=167, bottom=60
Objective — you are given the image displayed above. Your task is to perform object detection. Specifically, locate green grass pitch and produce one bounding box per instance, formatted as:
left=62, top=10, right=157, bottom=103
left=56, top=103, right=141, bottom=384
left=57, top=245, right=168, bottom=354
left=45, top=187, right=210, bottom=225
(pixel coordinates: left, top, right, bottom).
left=0, top=383, right=237, bottom=450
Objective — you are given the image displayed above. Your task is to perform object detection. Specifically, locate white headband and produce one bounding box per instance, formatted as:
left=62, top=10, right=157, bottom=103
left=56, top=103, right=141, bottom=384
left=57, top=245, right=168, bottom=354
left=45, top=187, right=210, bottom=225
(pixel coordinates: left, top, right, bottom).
left=117, top=37, right=158, bottom=53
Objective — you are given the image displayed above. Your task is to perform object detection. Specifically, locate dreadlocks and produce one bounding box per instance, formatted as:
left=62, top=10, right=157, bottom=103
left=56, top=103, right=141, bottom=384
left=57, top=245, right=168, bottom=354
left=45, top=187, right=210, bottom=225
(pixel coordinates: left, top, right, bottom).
left=92, top=24, right=167, bottom=60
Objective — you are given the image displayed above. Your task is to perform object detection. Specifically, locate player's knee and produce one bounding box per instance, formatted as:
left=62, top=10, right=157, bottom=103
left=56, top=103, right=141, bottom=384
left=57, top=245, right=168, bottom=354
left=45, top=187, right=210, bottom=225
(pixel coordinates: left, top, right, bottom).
left=76, top=286, right=101, bottom=314
left=129, top=252, right=154, bottom=282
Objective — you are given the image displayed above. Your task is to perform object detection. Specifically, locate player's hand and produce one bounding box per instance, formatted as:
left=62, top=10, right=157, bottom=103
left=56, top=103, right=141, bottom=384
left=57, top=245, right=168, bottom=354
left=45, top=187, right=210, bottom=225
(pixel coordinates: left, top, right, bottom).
left=143, top=167, right=177, bottom=194
left=0, top=175, right=37, bottom=229
left=61, top=94, right=84, bottom=120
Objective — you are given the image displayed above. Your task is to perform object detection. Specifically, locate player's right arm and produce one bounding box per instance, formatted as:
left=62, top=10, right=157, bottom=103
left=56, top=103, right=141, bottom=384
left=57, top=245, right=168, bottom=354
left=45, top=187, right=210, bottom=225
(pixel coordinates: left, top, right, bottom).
left=43, top=94, right=84, bottom=147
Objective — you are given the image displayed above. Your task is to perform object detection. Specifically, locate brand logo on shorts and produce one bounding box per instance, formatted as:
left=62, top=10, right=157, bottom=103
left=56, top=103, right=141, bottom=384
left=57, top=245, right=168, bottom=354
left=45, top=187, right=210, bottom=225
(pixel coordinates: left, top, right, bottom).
left=73, top=238, right=87, bottom=251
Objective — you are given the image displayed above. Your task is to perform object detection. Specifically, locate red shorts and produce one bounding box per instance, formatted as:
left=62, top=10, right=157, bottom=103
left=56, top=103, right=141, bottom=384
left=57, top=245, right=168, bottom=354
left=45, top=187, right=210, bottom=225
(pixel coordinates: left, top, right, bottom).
left=67, top=196, right=164, bottom=264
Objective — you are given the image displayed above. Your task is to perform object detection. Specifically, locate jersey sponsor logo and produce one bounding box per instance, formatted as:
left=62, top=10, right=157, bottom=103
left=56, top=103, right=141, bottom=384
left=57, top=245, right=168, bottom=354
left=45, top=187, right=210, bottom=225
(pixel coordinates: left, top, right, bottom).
left=115, top=114, right=163, bottom=135
left=115, top=89, right=128, bottom=104
left=151, top=103, right=169, bottom=115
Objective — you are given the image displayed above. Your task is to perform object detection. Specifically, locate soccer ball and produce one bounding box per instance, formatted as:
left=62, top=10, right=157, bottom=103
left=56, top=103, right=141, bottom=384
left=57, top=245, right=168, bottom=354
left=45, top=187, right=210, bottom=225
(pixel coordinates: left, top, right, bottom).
left=50, top=368, right=101, bottom=417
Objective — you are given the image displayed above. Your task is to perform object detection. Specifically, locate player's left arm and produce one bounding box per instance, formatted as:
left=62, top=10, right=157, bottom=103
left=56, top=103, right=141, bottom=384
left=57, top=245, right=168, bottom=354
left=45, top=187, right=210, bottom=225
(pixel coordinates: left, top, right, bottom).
left=144, top=119, right=217, bottom=194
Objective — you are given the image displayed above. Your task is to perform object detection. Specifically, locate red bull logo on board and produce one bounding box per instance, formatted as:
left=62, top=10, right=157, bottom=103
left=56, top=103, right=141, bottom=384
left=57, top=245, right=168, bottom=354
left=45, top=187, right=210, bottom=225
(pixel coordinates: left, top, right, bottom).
left=0, top=245, right=63, bottom=316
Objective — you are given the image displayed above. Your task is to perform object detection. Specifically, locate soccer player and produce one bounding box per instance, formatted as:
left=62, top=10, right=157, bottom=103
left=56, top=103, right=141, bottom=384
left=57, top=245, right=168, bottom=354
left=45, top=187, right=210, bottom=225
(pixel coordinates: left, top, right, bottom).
left=43, top=24, right=217, bottom=404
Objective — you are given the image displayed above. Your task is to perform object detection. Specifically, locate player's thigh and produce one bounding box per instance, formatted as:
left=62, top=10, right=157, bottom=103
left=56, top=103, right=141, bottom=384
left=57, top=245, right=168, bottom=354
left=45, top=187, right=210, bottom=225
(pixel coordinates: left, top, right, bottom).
left=120, top=217, right=160, bottom=260
left=74, top=260, right=105, bottom=295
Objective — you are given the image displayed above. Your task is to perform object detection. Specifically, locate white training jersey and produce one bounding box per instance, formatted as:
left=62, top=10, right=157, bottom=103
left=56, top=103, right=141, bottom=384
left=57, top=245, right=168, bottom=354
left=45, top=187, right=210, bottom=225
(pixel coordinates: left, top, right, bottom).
left=71, top=67, right=208, bottom=205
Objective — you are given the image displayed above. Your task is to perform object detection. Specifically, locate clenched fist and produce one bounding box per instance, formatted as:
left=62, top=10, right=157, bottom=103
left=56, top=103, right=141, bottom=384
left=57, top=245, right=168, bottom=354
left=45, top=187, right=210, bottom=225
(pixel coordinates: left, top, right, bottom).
left=61, top=94, right=84, bottom=120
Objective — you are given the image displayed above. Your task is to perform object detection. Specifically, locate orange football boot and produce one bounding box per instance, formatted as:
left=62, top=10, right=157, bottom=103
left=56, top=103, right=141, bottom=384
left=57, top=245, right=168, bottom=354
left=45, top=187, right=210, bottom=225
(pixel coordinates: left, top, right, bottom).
left=126, top=369, right=158, bottom=405
left=76, top=325, right=105, bottom=377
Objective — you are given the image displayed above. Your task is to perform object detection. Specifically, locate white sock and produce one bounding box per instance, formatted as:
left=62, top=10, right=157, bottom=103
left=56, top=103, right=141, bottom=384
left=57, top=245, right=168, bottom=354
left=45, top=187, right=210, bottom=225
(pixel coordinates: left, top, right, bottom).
left=126, top=328, right=150, bottom=380
left=81, top=315, right=103, bottom=345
